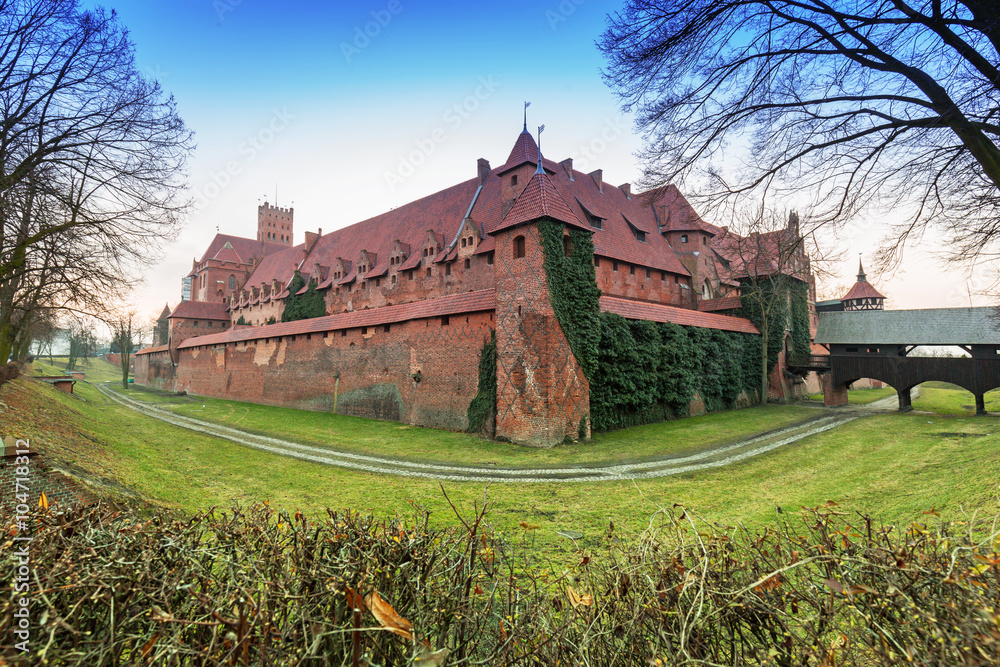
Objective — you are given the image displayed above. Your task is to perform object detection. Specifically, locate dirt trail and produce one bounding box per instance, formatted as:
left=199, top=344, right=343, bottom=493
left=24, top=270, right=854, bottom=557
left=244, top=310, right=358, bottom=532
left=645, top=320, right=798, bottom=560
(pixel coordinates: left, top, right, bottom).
left=96, top=385, right=879, bottom=483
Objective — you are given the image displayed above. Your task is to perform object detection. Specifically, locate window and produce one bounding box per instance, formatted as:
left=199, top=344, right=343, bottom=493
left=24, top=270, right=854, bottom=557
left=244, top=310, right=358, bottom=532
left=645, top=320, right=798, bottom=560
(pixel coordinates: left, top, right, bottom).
left=563, top=236, right=572, bottom=257
left=511, top=175, right=518, bottom=187
left=445, top=264, right=451, bottom=276
left=461, top=238, right=467, bottom=248
left=612, top=261, right=619, bottom=271
left=383, top=324, right=391, bottom=333
left=341, top=330, right=347, bottom=337
left=513, top=235, right=526, bottom=259
left=426, top=267, right=432, bottom=277
left=441, top=315, right=450, bottom=326
left=702, top=237, right=707, bottom=245
left=229, top=275, right=236, bottom=289
left=375, top=278, right=380, bottom=287
left=208, top=322, right=213, bottom=328
left=391, top=275, right=396, bottom=285
left=486, top=252, right=494, bottom=265
left=646, top=268, right=651, bottom=279
left=629, top=265, right=635, bottom=275
left=464, top=258, right=471, bottom=269
left=594, top=257, right=600, bottom=267
left=681, top=234, right=688, bottom=243
left=633, top=229, right=646, bottom=243
left=408, top=271, right=414, bottom=280
left=193, top=320, right=199, bottom=327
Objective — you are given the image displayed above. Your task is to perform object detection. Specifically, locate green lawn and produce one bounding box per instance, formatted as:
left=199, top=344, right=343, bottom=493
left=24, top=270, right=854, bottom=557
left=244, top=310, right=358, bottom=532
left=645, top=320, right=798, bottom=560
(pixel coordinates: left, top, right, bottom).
left=807, top=386, right=897, bottom=404
left=111, top=384, right=819, bottom=467
left=32, top=356, right=126, bottom=384
left=913, top=384, right=1000, bottom=415
left=8, top=370, right=999, bottom=556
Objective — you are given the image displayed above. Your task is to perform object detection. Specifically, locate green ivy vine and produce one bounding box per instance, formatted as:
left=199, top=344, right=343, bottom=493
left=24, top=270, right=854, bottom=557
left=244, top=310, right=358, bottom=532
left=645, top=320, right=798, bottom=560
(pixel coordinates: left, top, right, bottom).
left=537, top=219, right=602, bottom=380
left=466, top=331, right=496, bottom=436
left=589, top=314, right=762, bottom=431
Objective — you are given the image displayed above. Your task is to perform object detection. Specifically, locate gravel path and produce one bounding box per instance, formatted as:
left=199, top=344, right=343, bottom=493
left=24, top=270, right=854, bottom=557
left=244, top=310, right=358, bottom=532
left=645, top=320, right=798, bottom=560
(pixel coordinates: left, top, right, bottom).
left=96, top=384, right=870, bottom=483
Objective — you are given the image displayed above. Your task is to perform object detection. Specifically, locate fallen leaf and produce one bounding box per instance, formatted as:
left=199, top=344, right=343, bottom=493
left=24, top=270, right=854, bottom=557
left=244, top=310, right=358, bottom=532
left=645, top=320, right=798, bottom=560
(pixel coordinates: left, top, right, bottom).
left=38, top=492, right=48, bottom=511
left=567, top=586, right=593, bottom=608
left=141, top=632, right=161, bottom=658
left=823, top=578, right=844, bottom=595
left=365, top=590, right=413, bottom=641
left=413, top=647, right=450, bottom=666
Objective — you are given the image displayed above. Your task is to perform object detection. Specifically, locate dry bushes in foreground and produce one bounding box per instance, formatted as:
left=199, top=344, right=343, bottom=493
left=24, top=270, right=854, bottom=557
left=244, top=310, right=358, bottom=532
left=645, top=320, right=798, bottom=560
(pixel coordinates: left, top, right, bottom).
left=1, top=498, right=998, bottom=666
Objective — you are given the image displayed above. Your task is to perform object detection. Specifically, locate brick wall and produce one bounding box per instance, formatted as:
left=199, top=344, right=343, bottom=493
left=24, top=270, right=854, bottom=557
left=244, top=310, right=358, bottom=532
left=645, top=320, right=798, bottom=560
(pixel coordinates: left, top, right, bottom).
left=493, top=224, right=589, bottom=446
left=161, top=311, right=494, bottom=430
left=0, top=453, right=95, bottom=511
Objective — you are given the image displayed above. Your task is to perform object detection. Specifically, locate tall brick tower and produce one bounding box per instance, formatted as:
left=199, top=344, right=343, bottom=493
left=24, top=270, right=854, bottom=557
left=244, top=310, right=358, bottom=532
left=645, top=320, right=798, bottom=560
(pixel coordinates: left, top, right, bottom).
left=257, top=202, right=294, bottom=246
left=489, top=135, right=592, bottom=447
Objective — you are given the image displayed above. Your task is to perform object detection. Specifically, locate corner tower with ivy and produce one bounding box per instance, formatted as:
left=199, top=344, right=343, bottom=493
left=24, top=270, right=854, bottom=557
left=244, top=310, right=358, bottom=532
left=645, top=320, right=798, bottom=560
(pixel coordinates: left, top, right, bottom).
left=488, top=139, right=599, bottom=447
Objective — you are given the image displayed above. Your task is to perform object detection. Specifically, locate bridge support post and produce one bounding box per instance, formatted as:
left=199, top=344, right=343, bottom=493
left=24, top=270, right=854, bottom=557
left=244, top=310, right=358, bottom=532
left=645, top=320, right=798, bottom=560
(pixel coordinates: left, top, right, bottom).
left=975, top=393, right=986, bottom=415
left=821, top=373, right=848, bottom=407
left=898, top=387, right=912, bottom=412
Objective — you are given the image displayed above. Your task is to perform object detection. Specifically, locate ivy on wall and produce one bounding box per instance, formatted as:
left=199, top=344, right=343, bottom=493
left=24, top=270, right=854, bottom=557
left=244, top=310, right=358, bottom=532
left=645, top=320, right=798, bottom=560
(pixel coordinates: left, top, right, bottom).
left=789, top=280, right=811, bottom=361
left=538, top=220, right=602, bottom=380
left=590, top=314, right=762, bottom=431
left=281, top=272, right=326, bottom=323
left=466, top=331, right=496, bottom=436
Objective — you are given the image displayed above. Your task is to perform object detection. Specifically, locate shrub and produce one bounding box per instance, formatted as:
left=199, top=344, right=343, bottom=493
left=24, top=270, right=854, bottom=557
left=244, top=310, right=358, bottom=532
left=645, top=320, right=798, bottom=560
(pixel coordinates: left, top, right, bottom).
left=4, top=501, right=996, bottom=665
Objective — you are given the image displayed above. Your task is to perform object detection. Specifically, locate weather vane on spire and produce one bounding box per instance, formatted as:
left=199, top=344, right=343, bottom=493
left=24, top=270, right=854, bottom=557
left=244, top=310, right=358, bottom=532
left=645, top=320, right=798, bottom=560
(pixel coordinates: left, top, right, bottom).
left=524, top=101, right=530, bottom=132
left=535, top=124, right=545, bottom=174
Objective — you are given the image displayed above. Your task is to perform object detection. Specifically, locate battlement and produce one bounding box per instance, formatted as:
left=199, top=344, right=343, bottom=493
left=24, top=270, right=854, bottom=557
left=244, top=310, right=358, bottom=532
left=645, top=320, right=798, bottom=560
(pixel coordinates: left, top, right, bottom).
left=257, top=201, right=294, bottom=246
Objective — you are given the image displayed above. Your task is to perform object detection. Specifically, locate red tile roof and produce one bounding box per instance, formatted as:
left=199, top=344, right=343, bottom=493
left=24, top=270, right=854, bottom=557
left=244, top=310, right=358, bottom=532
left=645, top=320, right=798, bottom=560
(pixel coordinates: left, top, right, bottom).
left=841, top=280, right=885, bottom=301
left=135, top=344, right=170, bottom=357
left=213, top=243, right=243, bottom=263
left=178, top=289, right=495, bottom=349
left=198, top=234, right=285, bottom=265
left=169, top=301, right=230, bottom=320
left=655, top=185, right=724, bottom=235
left=491, top=170, right=589, bottom=234
left=698, top=296, right=742, bottom=312
left=600, top=295, right=759, bottom=334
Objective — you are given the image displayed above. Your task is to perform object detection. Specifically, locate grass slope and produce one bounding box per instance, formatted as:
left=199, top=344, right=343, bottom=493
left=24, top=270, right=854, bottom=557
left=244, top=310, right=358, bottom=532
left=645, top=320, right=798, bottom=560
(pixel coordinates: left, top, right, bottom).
left=4, top=370, right=999, bottom=555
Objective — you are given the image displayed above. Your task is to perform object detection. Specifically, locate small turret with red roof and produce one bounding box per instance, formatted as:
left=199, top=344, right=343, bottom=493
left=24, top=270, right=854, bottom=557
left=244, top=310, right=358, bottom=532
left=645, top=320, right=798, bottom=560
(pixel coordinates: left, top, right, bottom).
left=841, top=258, right=885, bottom=311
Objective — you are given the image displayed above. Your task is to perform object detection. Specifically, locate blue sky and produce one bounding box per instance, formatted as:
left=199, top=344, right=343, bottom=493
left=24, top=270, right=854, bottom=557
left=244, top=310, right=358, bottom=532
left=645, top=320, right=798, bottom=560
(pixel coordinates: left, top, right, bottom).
left=92, top=0, right=988, bottom=318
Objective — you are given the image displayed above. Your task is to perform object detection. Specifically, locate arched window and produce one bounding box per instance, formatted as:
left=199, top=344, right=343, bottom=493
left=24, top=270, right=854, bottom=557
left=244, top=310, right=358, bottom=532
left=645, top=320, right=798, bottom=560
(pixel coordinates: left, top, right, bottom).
left=229, top=274, right=236, bottom=289
left=513, top=235, right=526, bottom=259
left=702, top=280, right=712, bottom=300
left=562, top=236, right=572, bottom=257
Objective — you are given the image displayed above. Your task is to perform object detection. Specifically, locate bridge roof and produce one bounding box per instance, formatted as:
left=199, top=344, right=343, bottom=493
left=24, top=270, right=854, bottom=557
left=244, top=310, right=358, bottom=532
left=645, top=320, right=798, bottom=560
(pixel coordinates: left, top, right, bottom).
left=815, top=307, right=1000, bottom=345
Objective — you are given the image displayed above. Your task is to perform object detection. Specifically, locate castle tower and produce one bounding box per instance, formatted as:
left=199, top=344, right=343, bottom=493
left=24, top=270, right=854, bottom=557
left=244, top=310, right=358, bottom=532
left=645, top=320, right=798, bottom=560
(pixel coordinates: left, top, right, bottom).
left=489, top=129, right=592, bottom=446
left=257, top=202, right=294, bottom=246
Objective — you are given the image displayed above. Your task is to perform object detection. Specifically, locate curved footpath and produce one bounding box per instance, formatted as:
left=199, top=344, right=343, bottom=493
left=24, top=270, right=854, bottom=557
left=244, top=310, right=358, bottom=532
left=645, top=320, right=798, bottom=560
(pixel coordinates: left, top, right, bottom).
left=94, top=384, right=902, bottom=483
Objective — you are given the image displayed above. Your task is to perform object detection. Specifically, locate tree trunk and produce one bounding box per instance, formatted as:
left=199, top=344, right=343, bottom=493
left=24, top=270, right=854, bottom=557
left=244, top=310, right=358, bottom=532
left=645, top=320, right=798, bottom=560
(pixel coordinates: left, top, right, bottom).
left=759, top=313, right=769, bottom=405
left=121, top=351, right=130, bottom=390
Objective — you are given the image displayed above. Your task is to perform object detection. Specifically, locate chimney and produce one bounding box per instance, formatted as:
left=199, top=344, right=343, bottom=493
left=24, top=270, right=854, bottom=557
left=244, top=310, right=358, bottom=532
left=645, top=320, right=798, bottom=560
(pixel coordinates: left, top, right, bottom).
left=560, top=158, right=574, bottom=180
left=304, top=230, right=317, bottom=250
left=477, top=158, right=490, bottom=185
left=619, top=183, right=631, bottom=199
left=589, top=169, right=603, bottom=192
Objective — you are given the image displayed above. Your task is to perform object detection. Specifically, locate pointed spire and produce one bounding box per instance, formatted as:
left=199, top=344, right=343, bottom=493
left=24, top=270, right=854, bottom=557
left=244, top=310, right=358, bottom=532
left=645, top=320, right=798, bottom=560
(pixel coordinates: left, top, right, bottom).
left=523, top=101, right=530, bottom=133
left=857, top=254, right=867, bottom=282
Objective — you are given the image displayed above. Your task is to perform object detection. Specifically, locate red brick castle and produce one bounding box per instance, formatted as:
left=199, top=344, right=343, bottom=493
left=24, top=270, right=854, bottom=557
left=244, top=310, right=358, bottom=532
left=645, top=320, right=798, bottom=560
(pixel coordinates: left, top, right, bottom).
left=137, top=125, right=813, bottom=446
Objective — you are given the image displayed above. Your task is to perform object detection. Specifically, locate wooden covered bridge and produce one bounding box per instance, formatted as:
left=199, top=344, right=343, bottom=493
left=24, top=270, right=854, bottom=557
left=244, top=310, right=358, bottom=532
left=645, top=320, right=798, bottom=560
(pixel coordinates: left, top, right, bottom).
left=809, top=307, right=1000, bottom=414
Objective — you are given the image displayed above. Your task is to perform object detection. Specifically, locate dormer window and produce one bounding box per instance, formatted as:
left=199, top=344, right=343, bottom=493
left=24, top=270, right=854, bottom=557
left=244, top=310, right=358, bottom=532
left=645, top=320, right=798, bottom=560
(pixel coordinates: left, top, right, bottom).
left=681, top=234, right=688, bottom=243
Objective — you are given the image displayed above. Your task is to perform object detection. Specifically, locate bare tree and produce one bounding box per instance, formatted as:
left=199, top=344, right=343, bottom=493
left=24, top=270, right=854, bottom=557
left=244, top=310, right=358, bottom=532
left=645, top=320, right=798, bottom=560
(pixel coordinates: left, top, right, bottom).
left=108, top=311, right=143, bottom=389
left=0, top=0, right=193, bottom=361
left=713, top=208, right=828, bottom=403
left=600, top=0, right=1000, bottom=267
